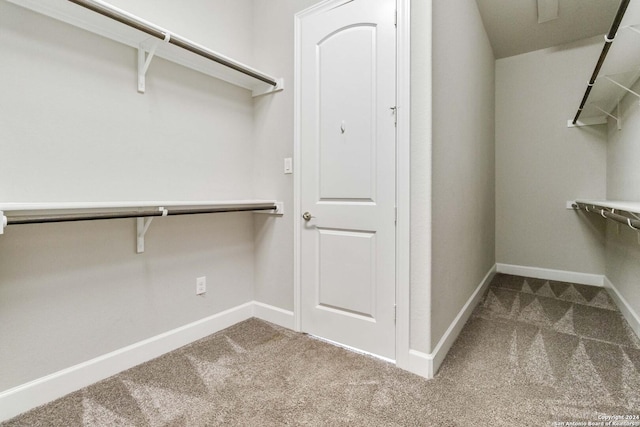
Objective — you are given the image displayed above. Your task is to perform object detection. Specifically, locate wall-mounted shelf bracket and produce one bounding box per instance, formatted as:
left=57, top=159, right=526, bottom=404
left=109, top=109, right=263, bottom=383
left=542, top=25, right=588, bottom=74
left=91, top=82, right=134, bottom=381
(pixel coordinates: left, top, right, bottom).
left=0, top=211, right=6, bottom=235
left=591, top=102, right=622, bottom=130
left=138, top=35, right=170, bottom=93
left=136, top=206, right=168, bottom=253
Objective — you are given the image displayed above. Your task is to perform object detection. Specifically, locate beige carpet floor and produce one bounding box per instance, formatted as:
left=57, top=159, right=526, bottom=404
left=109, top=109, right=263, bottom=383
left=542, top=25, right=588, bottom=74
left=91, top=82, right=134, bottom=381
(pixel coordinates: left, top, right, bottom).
left=3, top=274, right=640, bottom=426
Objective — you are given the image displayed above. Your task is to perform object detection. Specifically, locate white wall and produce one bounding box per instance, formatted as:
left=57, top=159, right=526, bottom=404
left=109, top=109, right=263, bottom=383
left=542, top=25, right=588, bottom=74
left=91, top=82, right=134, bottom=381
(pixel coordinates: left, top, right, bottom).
left=428, top=0, right=495, bottom=351
left=106, top=0, right=255, bottom=66
left=605, top=79, right=640, bottom=318
left=495, top=37, right=608, bottom=276
left=409, top=0, right=433, bottom=355
left=252, top=0, right=323, bottom=312
left=0, top=0, right=257, bottom=391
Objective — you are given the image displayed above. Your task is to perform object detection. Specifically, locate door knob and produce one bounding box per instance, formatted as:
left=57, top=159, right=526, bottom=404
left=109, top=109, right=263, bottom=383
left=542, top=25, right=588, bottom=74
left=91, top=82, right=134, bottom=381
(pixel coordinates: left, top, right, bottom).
left=302, top=211, right=314, bottom=221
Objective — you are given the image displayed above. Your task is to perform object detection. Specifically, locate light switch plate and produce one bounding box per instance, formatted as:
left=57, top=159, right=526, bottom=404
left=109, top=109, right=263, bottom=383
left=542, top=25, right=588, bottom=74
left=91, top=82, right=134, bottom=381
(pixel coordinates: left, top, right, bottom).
left=196, top=276, right=206, bottom=295
left=284, top=158, right=293, bottom=174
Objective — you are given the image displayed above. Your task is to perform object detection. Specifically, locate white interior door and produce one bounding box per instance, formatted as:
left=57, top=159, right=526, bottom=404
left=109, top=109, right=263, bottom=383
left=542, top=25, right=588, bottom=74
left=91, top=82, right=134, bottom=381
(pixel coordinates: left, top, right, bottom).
left=299, top=0, right=397, bottom=360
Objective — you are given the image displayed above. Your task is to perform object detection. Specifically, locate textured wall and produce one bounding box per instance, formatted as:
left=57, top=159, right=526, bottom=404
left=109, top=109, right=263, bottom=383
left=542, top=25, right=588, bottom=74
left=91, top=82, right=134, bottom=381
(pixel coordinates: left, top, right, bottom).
left=251, top=0, right=323, bottom=312
left=409, top=0, right=433, bottom=354
left=605, top=78, right=640, bottom=320
left=495, top=37, right=607, bottom=276
left=429, top=0, right=496, bottom=352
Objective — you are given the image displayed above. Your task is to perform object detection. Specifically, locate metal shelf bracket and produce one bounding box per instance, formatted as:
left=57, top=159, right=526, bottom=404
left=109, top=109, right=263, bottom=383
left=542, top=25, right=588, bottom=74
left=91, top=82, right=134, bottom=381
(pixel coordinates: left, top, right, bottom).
left=136, top=206, right=167, bottom=253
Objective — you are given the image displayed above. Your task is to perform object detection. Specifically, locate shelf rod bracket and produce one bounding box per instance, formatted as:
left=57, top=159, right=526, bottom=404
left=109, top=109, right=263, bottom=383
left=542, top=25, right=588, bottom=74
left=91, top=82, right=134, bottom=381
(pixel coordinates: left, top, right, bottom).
left=136, top=207, right=168, bottom=253
left=0, top=211, right=6, bottom=235
left=138, top=33, right=171, bottom=93
left=591, top=103, right=622, bottom=130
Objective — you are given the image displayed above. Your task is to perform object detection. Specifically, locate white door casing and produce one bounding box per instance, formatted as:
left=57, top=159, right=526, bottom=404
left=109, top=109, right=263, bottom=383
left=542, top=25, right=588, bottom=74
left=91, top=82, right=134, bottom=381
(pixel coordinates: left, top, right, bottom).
left=298, top=0, right=397, bottom=360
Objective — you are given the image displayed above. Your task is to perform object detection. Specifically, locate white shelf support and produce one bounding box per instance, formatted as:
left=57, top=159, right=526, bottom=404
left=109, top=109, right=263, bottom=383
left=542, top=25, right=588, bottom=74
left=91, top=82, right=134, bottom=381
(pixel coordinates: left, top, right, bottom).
left=136, top=217, right=152, bottom=253
left=0, top=211, right=6, bottom=235
left=591, top=103, right=622, bottom=130
left=136, top=206, right=167, bottom=253
left=138, top=34, right=170, bottom=93
left=602, top=75, right=640, bottom=103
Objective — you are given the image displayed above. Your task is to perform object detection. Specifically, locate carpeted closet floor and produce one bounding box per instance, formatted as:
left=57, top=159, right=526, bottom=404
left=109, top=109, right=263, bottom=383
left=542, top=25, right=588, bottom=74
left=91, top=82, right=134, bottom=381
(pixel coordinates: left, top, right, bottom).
left=4, top=274, right=640, bottom=426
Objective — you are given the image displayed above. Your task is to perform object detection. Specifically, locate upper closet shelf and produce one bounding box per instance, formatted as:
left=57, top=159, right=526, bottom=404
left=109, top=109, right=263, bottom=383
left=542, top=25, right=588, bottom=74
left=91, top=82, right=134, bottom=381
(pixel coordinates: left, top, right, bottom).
left=569, top=0, right=640, bottom=128
left=6, top=0, right=283, bottom=97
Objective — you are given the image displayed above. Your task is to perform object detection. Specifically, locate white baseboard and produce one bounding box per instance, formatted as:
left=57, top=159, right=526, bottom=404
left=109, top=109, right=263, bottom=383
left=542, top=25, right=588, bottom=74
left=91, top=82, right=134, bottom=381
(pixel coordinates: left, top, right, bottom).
left=429, top=264, right=497, bottom=377
left=496, top=263, right=604, bottom=287
left=0, top=302, right=257, bottom=422
left=406, top=349, right=432, bottom=378
left=604, top=276, right=640, bottom=339
left=404, top=265, right=497, bottom=380
left=252, top=301, right=295, bottom=330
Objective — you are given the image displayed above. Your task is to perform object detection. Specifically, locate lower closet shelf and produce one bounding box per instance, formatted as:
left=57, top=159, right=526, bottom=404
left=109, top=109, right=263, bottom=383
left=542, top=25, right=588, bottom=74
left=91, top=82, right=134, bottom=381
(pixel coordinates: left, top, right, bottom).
left=0, top=200, right=284, bottom=253
left=573, top=199, right=640, bottom=231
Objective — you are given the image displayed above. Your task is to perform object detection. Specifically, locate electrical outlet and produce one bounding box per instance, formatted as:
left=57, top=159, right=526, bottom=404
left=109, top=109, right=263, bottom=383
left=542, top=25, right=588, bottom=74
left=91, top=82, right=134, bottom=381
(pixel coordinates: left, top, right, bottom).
left=196, top=276, right=206, bottom=295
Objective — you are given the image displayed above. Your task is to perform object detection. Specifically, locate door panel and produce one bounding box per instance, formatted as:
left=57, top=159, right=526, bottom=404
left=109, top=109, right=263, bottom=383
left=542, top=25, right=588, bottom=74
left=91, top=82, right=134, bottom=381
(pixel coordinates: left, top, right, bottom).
left=317, top=227, right=376, bottom=319
left=300, top=0, right=396, bottom=359
left=319, top=25, right=376, bottom=201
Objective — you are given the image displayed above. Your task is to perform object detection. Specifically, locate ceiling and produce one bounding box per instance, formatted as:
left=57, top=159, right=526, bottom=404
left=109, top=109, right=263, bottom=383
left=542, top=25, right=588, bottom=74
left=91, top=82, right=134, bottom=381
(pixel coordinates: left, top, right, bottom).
left=475, top=0, right=621, bottom=58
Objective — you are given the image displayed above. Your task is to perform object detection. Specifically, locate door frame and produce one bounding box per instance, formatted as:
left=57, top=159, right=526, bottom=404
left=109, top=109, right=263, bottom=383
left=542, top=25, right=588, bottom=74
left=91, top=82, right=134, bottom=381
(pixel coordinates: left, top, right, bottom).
left=293, top=0, right=412, bottom=370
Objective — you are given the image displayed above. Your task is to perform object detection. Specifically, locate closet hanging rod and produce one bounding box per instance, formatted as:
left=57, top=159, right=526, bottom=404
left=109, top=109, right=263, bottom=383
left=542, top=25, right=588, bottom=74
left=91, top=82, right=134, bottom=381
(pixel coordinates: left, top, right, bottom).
left=5, top=205, right=276, bottom=226
left=67, top=0, right=278, bottom=87
left=573, top=202, right=640, bottom=229
left=572, top=0, right=631, bottom=125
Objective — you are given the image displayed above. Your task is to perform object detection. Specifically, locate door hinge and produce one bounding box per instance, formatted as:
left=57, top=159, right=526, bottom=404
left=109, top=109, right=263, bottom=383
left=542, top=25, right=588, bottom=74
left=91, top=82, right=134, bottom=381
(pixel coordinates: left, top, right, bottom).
left=390, top=106, right=397, bottom=126
left=394, top=206, right=397, bottom=225
left=394, top=304, right=397, bottom=323
left=394, top=10, right=397, bottom=27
